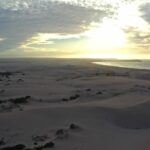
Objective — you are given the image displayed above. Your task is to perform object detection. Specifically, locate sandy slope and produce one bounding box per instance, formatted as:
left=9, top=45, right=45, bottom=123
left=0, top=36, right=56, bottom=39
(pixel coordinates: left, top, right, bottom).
left=0, top=59, right=150, bottom=150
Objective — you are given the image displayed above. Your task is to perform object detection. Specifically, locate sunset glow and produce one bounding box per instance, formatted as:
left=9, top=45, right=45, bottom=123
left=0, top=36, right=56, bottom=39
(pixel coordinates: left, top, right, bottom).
left=0, top=0, right=150, bottom=59
left=85, top=19, right=126, bottom=50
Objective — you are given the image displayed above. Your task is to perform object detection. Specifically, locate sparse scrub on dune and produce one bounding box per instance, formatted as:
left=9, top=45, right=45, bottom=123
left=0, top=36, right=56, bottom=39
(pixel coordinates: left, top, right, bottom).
left=9, top=96, right=31, bottom=104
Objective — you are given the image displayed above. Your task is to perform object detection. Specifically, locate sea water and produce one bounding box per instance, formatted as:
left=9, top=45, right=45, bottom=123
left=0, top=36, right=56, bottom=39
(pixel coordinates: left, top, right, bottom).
left=93, top=60, right=150, bottom=70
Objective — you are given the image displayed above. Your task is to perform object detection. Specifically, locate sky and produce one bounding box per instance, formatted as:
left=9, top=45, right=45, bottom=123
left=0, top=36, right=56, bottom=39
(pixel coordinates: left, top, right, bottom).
left=0, top=0, right=150, bottom=59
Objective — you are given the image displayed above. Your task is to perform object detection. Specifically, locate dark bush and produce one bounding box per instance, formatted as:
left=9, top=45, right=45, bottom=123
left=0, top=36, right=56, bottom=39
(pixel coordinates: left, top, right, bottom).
left=34, top=141, right=54, bottom=150
left=96, top=91, right=102, bottom=95
left=86, top=88, right=91, bottom=91
left=55, top=129, right=68, bottom=139
left=0, top=72, right=12, bottom=78
left=62, top=98, right=68, bottom=102
left=0, top=138, right=5, bottom=146
left=9, top=96, right=31, bottom=104
left=43, top=142, right=55, bottom=148
left=69, top=94, right=80, bottom=100
left=69, top=123, right=80, bottom=130
left=0, top=144, right=25, bottom=150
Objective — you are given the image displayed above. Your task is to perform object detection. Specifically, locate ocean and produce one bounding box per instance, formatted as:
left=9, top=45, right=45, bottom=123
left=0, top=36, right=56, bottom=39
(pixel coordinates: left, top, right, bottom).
left=93, top=60, right=150, bottom=70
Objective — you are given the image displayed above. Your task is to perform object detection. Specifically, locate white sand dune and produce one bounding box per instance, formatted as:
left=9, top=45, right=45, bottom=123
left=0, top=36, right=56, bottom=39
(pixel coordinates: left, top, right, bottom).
left=0, top=59, right=150, bottom=150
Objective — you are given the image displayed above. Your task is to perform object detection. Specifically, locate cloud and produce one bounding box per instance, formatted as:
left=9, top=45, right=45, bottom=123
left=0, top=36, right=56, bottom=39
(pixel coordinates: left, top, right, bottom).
left=0, top=0, right=110, bottom=52
left=140, top=2, right=150, bottom=24
left=0, top=0, right=125, bottom=12
left=0, top=0, right=143, bottom=58
left=20, top=33, right=82, bottom=50
left=123, top=27, right=150, bottom=53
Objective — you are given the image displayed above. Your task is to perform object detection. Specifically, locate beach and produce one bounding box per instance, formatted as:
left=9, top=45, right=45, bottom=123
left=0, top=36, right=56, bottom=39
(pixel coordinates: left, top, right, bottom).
left=0, top=58, right=150, bottom=150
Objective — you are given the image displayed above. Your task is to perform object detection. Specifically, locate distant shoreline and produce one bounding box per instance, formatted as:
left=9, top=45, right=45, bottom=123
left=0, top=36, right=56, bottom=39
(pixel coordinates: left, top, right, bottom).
left=0, top=57, right=150, bottom=71
left=93, top=60, right=150, bottom=70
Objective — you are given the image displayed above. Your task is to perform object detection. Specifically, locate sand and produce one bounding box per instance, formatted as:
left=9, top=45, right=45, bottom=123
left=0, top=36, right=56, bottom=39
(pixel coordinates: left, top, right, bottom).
left=0, top=58, right=150, bottom=150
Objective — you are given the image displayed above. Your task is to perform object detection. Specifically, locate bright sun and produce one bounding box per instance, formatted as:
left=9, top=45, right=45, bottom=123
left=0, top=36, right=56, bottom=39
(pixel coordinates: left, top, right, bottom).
left=85, top=19, right=126, bottom=51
